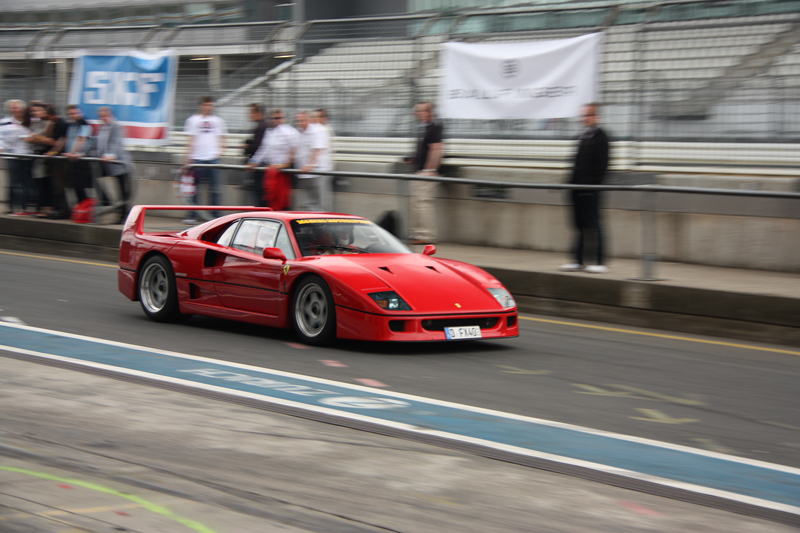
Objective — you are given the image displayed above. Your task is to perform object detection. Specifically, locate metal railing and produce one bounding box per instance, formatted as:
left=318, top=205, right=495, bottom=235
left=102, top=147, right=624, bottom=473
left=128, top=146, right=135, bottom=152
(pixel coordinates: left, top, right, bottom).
left=183, top=161, right=800, bottom=281
left=1, top=152, right=132, bottom=218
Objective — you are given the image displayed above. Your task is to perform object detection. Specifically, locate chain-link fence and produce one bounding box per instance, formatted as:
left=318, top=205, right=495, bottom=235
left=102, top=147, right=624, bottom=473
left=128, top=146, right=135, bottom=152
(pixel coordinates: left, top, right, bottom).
left=1, top=2, right=799, bottom=143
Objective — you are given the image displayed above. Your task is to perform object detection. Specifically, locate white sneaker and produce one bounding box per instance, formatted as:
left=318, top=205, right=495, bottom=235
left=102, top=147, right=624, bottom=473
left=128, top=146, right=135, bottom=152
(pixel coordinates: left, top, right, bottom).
left=559, top=263, right=583, bottom=272
left=182, top=218, right=198, bottom=225
left=585, top=265, right=609, bottom=274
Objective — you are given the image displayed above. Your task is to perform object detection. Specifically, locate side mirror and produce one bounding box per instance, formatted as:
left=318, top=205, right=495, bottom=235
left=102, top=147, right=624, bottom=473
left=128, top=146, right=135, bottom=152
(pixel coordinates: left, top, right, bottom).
left=262, top=247, right=287, bottom=262
left=422, top=244, right=436, bottom=256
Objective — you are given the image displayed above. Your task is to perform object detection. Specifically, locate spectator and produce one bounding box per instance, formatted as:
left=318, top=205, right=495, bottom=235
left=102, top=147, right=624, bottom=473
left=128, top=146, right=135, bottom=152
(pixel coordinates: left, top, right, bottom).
left=559, top=102, right=610, bottom=274
left=95, top=107, right=133, bottom=224
left=295, top=111, right=332, bottom=212
left=183, top=95, right=227, bottom=224
left=312, top=108, right=335, bottom=211
left=0, top=99, right=33, bottom=215
left=61, top=104, right=93, bottom=207
left=42, top=104, right=70, bottom=219
left=27, top=102, right=54, bottom=217
left=248, top=108, right=298, bottom=210
left=243, top=103, right=269, bottom=206
left=312, top=108, right=334, bottom=140
left=408, top=101, right=443, bottom=245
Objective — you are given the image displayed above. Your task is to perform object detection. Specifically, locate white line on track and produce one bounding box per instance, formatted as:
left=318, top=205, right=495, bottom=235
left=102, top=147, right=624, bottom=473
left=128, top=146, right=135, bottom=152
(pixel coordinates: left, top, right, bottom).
left=0, top=322, right=799, bottom=517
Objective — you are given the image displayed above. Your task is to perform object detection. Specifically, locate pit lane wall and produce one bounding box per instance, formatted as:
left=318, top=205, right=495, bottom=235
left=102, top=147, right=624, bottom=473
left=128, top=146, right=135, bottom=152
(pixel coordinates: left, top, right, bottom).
left=1, top=152, right=799, bottom=273
left=127, top=155, right=799, bottom=273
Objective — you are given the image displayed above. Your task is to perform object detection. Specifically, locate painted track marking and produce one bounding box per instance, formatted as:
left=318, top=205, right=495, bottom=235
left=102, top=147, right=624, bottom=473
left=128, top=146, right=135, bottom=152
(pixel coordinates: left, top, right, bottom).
left=0, top=466, right=217, bottom=533
left=0, top=322, right=799, bottom=519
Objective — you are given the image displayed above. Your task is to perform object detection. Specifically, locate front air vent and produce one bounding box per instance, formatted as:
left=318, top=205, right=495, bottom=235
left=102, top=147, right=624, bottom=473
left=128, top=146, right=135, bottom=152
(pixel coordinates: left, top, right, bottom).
left=421, top=317, right=499, bottom=331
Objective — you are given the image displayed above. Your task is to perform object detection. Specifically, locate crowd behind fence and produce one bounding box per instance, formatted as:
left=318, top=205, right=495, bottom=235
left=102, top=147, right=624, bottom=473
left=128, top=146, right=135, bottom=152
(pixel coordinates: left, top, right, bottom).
left=1, top=2, right=800, bottom=144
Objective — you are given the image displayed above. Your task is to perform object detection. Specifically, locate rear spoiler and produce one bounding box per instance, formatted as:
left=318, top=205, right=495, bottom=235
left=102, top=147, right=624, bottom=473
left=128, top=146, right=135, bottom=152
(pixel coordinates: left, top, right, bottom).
left=124, top=205, right=274, bottom=235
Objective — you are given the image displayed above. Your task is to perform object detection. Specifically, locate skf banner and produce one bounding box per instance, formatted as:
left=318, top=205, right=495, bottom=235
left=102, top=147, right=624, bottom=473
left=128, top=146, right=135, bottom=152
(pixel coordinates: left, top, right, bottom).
left=440, top=33, right=602, bottom=120
left=69, top=50, right=177, bottom=144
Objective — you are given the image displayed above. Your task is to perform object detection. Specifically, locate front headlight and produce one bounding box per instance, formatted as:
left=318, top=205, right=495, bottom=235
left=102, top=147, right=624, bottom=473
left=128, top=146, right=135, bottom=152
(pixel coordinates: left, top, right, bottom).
left=369, top=291, right=412, bottom=311
left=488, top=288, right=516, bottom=308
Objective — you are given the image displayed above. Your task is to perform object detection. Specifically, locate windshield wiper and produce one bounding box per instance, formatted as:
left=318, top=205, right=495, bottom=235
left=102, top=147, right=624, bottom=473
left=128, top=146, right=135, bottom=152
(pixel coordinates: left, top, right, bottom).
left=309, top=244, right=370, bottom=254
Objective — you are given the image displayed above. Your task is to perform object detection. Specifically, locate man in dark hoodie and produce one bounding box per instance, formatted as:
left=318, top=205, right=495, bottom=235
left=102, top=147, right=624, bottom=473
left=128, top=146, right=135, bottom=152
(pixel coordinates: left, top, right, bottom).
left=560, top=102, right=610, bottom=274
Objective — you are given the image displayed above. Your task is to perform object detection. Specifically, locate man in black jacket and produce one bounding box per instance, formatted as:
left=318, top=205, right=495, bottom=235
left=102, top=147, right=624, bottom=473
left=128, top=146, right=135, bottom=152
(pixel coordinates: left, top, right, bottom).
left=243, top=103, right=270, bottom=206
left=560, top=103, right=610, bottom=273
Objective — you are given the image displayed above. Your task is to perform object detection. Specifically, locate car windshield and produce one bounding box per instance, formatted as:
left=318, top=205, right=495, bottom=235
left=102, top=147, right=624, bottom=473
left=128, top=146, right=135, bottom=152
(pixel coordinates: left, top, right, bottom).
left=290, top=218, right=411, bottom=257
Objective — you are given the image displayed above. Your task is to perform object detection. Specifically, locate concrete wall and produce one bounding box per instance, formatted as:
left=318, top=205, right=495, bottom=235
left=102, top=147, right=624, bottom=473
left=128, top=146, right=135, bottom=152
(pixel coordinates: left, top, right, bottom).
left=2, top=159, right=798, bottom=272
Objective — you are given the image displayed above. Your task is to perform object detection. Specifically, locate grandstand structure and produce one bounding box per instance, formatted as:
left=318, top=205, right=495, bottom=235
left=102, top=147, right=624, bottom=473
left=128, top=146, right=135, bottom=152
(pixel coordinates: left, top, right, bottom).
left=1, top=0, right=800, bottom=172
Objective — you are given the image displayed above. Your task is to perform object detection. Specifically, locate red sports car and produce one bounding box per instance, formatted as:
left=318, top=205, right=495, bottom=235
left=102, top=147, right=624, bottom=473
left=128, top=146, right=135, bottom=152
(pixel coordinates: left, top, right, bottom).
left=118, top=206, right=519, bottom=345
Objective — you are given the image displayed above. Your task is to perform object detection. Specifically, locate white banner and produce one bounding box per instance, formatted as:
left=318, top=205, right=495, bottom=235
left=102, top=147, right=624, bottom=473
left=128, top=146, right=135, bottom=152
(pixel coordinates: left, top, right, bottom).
left=439, top=33, right=602, bottom=120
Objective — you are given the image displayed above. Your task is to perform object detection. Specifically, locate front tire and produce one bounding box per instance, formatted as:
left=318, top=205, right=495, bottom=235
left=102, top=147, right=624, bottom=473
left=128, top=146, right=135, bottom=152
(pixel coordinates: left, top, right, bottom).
left=292, top=275, right=336, bottom=346
left=138, top=255, right=184, bottom=322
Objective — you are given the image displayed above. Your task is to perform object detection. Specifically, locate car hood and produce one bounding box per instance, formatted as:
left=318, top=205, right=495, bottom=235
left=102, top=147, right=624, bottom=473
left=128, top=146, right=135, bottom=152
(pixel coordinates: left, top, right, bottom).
left=318, top=253, right=503, bottom=314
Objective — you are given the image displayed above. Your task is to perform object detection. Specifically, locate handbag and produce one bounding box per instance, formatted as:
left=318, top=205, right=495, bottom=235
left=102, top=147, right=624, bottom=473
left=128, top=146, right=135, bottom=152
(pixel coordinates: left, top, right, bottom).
left=178, top=170, right=196, bottom=198
left=71, top=198, right=96, bottom=224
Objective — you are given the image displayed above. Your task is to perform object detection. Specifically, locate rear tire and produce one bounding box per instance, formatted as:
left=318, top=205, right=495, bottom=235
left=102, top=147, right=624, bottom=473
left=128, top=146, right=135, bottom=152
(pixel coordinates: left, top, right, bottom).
left=138, top=255, right=185, bottom=322
left=292, top=275, right=336, bottom=346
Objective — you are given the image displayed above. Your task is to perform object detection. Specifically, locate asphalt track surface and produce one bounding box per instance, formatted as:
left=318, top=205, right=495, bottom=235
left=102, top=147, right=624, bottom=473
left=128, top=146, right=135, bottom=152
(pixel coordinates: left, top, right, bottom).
left=1, top=249, right=799, bottom=529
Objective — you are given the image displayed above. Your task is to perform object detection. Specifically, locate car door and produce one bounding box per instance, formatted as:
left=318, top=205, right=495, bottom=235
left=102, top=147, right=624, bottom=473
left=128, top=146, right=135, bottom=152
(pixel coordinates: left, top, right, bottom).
left=213, top=219, right=289, bottom=316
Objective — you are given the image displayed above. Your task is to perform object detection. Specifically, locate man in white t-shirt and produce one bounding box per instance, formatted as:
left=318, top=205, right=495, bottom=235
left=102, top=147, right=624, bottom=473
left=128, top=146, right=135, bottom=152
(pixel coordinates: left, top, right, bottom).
left=183, top=96, right=227, bottom=224
left=294, top=111, right=332, bottom=212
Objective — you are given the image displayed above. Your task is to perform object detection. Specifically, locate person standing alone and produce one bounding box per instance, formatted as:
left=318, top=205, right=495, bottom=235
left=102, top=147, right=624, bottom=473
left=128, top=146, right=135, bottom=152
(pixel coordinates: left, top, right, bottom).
left=183, top=96, right=227, bottom=224
left=560, top=103, right=610, bottom=274
left=409, top=101, right=443, bottom=245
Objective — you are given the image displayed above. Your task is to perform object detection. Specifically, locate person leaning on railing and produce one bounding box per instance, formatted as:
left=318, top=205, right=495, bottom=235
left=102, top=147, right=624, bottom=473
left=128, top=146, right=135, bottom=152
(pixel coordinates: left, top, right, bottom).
left=26, top=101, right=55, bottom=218
left=95, top=107, right=133, bottom=225
left=41, top=104, right=70, bottom=219
left=0, top=99, right=34, bottom=215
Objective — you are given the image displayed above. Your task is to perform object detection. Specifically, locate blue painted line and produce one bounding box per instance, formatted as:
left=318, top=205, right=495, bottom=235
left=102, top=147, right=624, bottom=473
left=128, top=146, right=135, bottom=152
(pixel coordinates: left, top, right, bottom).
left=1, top=323, right=799, bottom=513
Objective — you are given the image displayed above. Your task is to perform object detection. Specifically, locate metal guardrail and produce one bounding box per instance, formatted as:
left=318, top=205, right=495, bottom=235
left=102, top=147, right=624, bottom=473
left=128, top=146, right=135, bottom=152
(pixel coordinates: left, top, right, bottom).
left=2, top=152, right=797, bottom=279
left=1, top=152, right=132, bottom=218
left=183, top=162, right=800, bottom=281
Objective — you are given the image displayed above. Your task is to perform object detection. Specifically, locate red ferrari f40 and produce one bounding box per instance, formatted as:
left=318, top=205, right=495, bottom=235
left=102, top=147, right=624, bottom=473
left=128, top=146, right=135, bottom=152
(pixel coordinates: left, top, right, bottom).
left=118, top=207, right=519, bottom=345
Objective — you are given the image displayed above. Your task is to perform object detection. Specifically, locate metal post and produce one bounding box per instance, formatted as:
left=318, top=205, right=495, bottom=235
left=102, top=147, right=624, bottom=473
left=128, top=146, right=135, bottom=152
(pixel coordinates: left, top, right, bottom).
left=634, top=186, right=661, bottom=281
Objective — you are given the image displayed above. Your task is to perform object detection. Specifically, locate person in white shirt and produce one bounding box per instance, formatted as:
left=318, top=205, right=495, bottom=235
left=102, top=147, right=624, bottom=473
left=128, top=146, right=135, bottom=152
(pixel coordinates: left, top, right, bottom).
left=294, top=111, right=332, bottom=212
left=183, top=95, right=227, bottom=224
left=248, top=108, right=298, bottom=170
left=247, top=109, right=299, bottom=210
left=0, top=99, right=33, bottom=214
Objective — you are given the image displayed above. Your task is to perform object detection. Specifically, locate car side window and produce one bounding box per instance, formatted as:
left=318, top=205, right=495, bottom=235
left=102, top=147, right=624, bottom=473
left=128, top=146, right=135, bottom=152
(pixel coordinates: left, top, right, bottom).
left=231, top=220, right=281, bottom=256
left=274, top=225, right=296, bottom=260
left=215, top=222, right=239, bottom=247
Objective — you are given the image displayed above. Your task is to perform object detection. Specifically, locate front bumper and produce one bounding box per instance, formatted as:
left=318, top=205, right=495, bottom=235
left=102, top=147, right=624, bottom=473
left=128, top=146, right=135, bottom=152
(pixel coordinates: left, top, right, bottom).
left=336, top=306, right=519, bottom=342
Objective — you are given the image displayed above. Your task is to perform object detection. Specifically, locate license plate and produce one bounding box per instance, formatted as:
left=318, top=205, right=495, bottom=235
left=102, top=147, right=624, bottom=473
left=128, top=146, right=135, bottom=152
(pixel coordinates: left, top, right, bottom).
left=445, top=326, right=482, bottom=340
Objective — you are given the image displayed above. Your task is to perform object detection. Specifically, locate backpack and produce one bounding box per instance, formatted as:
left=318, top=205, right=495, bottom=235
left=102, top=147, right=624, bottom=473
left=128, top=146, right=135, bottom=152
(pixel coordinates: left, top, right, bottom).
left=376, top=210, right=400, bottom=237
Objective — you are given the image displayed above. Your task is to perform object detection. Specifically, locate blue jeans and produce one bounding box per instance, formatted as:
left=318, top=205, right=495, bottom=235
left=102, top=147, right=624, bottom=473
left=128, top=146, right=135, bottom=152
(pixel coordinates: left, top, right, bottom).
left=189, top=158, right=221, bottom=220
